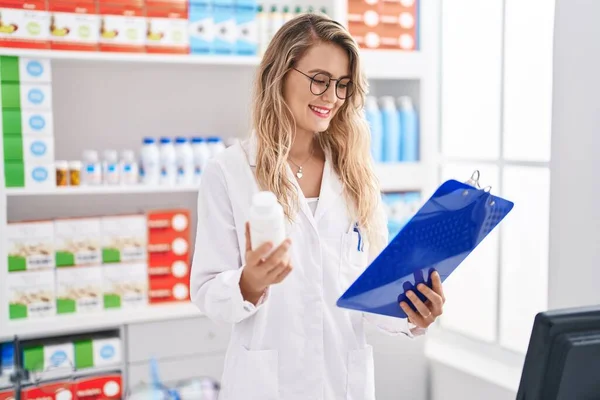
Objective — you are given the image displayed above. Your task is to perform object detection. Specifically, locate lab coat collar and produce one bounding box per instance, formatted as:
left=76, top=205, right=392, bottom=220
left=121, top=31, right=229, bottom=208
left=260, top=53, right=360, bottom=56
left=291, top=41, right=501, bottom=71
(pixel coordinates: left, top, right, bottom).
left=241, top=133, right=344, bottom=226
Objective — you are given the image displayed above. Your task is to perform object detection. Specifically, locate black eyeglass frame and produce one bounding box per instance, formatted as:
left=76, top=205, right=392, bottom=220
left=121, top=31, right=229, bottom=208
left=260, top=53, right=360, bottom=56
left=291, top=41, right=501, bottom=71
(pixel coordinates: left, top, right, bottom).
left=292, top=68, right=355, bottom=100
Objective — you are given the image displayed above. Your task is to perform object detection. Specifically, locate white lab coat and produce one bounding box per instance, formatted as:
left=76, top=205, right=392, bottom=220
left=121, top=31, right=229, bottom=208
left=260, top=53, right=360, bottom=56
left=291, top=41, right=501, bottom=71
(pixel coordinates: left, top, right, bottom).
left=190, top=137, right=425, bottom=400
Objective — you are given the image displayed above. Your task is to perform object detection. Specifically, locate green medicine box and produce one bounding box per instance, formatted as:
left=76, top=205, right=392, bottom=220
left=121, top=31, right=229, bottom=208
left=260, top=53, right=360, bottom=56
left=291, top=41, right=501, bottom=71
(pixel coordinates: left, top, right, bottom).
left=0, top=83, right=21, bottom=109
left=3, top=134, right=23, bottom=161
left=0, top=56, right=20, bottom=83
left=4, top=161, right=25, bottom=187
left=2, top=109, right=22, bottom=135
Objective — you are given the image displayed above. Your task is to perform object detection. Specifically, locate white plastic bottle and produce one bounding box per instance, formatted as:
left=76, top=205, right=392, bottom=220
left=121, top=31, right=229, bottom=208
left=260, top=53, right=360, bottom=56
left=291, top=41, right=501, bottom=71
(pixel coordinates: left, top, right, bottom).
left=207, top=136, right=226, bottom=158
left=140, top=137, right=160, bottom=185
left=191, top=137, right=211, bottom=184
left=103, top=150, right=120, bottom=185
left=249, top=191, right=287, bottom=251
left=120, top=150, right=139, bottom=185
left=82, top=150, right=102, bottom=186
left=159, top=137, right=177, bottom=186
left=175, top=137, right=194, bottom=185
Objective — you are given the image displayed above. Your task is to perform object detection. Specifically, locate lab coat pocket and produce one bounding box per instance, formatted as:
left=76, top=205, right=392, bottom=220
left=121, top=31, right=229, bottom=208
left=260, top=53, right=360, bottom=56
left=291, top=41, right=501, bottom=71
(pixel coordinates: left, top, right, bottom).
left=346, top=345, right=376, bottom=400
left=231, top=347, right=279, bottom=399
left=339, top=232, right=369, bottom=291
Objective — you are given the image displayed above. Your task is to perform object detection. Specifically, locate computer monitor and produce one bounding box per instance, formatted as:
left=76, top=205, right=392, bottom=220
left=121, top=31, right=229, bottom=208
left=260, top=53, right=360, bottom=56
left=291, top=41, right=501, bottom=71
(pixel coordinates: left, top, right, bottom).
left=517, top=305, right=600, bottom=399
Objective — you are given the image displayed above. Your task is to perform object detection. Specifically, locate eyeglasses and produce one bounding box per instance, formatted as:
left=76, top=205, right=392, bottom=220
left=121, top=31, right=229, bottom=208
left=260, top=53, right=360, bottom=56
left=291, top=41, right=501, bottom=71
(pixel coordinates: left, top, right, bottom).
left=292, top=68, right=354, bottom=100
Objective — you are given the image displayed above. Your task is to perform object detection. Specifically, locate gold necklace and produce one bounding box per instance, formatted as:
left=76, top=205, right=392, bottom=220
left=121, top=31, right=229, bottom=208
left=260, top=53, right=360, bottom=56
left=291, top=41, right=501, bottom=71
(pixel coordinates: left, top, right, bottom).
left=288, top=144, right=315, bottom=179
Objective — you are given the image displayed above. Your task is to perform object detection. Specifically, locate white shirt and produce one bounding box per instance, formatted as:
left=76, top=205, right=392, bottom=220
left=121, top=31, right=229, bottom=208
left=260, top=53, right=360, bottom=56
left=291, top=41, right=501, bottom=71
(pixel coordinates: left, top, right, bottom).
left=306, top=197, right=319, bottom=215
left=190, top=137, right=425, bottom=400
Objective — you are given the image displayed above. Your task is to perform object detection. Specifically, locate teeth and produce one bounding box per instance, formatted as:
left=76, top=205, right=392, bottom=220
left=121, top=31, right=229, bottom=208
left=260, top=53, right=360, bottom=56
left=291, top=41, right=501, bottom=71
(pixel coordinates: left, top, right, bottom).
left=310, top=105, right=330, bottom=115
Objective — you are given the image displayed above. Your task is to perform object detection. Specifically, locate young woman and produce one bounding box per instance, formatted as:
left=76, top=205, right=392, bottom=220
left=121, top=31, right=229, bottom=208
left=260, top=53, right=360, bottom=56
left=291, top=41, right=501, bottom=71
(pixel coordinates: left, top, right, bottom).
left=190, top=13, right=446, bottom=400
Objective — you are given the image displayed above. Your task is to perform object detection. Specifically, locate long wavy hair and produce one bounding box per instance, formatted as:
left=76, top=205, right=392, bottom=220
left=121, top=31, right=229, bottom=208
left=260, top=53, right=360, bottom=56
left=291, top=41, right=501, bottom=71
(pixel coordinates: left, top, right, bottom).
left=252, top=13, right=383, bottom=246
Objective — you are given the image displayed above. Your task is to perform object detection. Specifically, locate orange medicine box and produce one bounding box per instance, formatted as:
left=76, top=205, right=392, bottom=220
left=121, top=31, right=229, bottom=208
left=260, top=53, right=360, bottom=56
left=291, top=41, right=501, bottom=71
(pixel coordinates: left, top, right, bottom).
left=21, top=382, right=74, bottom=400
left=48, top=0, right=100, bottom=51
left=146, top=0, right=190, bottom=54
left=147, top=209, right=191, bottom=304
left=149, top=275, right=190, bottom=303
left=74, top=374, right=123, bottom=400
left=0, top=0, right=50, bottom=49
left=98, top=0, right=146, bottom=53
left=347, top=0, right=418, bottom=50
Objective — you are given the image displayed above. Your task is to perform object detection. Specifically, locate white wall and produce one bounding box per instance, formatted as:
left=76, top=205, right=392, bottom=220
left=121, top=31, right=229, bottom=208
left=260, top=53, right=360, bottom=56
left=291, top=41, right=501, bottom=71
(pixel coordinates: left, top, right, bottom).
left=547, top=0, right=600, bottom=310
left=429, top=0, right=600, bottom=398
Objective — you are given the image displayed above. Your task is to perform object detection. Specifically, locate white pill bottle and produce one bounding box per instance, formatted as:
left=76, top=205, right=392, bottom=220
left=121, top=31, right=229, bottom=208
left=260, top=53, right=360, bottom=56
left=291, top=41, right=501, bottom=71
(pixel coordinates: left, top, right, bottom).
left=249, top=191, right=286, bottom=251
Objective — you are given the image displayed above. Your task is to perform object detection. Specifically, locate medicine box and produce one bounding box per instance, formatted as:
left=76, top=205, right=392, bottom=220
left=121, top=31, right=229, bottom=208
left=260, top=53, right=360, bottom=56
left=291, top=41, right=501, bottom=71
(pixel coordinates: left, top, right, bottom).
left=0, top=57, right=52, bottom=84
left=0, top=82, right=53, bottom=110
left=146, top=0, right=190, bottom=54
left=103, top=263, right=148, bottom=309
left=4, top=135, right=55, bottom=163
left=23, top=342, right=75, bottom=372
left=149, top=276, right=190, bottom=303
left=56, top=266, right=104, bottom=314
left=74, top=337, right=122, bottom=369
left=148, top=259, right=189, bottom=279
left=0, top=1, right=51, bottom=50
left=98, top=0, right=147, bottom=53
left=189, top=0, right=214, bottom=54
left=235, top=0, right=258, bottom=55
left=6, top=270, right=56, bottom=320
left=54, top=218, right=102, bottom=267
left=21, top=382, right=75, bottom=400
left=212, top=0, right=236, bottom=54
left=4, top=161, right=56, bottom=189
left=101, top=214, right=147, bottom=263
left=74, top=374, right=123, bottom=400
left=6, top=221, right=55, bottom=272
left=1, top=109, right=54, bottom=136
left=48, top=0, right=100, bottom=51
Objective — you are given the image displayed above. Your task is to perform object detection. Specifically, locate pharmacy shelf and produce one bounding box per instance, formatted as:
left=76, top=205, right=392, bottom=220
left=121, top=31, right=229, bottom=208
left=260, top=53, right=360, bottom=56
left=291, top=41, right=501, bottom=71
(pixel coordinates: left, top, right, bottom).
left=0, top=302, right=201, bottom=342
left=4, top=164, right=424, bottom=196
left=360, top=50, right=429, bottom=80
left=0, top=48, right=427, bottom=78
left=5, top=184, right=200, bottom=196
left=0, top=48, right=260, bottom=67
left=375, top=162, right=426, bottom=192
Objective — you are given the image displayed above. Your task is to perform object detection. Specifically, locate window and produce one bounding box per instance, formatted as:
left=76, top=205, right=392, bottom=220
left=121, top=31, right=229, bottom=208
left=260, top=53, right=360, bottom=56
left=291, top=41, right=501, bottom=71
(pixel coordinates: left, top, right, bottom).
left=439, top=0, right=555, bottom=354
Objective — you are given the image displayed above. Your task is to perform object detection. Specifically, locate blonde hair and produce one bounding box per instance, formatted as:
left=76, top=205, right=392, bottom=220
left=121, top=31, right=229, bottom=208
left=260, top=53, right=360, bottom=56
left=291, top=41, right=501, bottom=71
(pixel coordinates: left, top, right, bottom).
left=252, top=13, right=383, bottom=245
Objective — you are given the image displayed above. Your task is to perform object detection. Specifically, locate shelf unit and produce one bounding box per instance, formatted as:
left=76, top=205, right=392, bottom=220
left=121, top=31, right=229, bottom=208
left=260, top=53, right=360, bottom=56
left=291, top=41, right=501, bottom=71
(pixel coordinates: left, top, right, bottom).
left=0, top=0, right=441, bottom=392
left=0, top=302, right=200, bottom=342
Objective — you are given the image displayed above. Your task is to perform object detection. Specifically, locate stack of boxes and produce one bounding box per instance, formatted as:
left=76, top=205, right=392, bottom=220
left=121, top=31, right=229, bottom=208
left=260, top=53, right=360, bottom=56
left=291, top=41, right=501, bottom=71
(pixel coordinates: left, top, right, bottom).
left=0, top=336, right=123, bottom=399
left=0, top=0, right=257, bottom=55
left=347, top=0, right=419, bottom=50
left=147, top=209, right=191, bottom=304
left=5, top=209, right=188, bottom=321
left=1, top=56, right=55, bottom=189
left=54, top=218, right=104, bottom=315
left=101, top=215, right=149, bottom=310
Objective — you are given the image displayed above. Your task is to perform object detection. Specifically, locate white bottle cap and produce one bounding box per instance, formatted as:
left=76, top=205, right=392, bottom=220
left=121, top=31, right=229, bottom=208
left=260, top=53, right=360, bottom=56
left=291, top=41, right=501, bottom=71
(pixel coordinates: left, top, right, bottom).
left=380, top=96, right=397, bottom=110
left=68, top=160, right=82, bottom=170
left=365, top=96, right=379, bottom=111
left=103, top=150, right=119, bottom=163
left=82, top=150, right=99, bottom=163
left=397, top=96, right=414, bottom=110
left=252, top=191, right=279, bottom=214
left=121, top=150, right=136, bottom=162
left=55, top=160, right=68, bottom=170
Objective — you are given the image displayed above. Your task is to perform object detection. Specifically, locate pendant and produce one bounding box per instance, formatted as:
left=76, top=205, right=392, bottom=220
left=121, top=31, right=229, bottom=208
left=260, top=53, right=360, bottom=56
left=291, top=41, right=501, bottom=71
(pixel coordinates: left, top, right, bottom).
left=296, top=166, right=303, bottom=179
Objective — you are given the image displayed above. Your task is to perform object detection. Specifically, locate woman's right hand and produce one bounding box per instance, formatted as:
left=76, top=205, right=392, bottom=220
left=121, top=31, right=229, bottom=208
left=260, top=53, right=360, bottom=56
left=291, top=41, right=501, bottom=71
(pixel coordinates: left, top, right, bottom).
left=240, top=222, right=293, bottom=304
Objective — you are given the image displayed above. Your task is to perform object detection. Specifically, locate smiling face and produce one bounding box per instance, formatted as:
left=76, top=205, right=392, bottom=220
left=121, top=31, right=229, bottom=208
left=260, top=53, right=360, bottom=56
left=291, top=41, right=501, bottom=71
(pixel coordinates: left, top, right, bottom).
left=283, top=41, right=351, bottom=135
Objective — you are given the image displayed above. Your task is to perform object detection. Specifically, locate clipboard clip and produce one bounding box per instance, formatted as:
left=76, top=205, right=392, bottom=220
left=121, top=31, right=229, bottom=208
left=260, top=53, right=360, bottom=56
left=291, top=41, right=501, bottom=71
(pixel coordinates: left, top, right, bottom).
left=464, top=170, right=495, bottom=205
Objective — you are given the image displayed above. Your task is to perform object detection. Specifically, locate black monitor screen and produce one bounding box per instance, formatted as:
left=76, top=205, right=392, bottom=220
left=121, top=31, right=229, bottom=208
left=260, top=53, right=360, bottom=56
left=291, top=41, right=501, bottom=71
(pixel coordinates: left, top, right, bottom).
left=517, top=305, right=600, bottom=400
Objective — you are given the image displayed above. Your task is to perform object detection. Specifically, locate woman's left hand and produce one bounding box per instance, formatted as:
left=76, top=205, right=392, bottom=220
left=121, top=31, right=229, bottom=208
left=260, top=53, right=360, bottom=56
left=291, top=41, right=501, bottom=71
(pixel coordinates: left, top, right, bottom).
left=399, top=271, right=446, bottom=329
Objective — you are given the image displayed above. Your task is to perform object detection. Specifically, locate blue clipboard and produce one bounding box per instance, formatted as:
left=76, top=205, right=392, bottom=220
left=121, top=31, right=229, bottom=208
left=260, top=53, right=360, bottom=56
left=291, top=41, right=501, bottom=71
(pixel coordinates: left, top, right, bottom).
left=336, top=175, right=515, bottom=319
